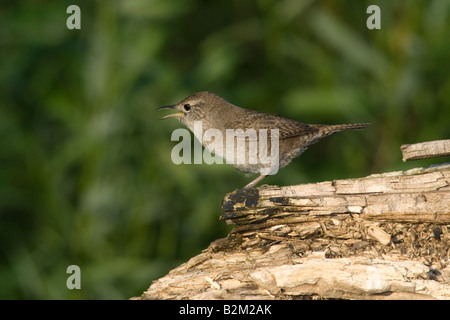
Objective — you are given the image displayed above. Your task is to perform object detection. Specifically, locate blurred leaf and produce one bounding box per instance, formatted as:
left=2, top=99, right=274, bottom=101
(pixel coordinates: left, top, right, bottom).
left=283, top=86, right=367, bottom=119
left=309, top=9, right=389, bottom=80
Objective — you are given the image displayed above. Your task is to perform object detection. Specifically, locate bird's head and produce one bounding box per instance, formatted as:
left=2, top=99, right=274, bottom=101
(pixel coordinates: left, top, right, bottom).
left=158, top=91, right=230, bottom=129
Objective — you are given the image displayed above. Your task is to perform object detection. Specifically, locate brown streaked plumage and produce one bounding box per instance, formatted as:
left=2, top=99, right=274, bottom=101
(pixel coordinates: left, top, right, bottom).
left=159, top=91, right=370, bottom=189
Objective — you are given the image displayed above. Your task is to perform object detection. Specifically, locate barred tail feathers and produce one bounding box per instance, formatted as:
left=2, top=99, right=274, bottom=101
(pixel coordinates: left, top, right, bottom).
left=313, top=123, right=370, bottom=134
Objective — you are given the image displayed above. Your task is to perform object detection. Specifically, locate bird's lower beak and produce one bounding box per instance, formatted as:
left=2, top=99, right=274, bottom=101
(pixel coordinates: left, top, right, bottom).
left=157, top=105, right=183, bottom=120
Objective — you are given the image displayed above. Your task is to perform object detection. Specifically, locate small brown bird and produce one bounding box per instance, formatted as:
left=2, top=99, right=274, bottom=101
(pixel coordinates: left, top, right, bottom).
left=159, top=91, right=370, bottom=188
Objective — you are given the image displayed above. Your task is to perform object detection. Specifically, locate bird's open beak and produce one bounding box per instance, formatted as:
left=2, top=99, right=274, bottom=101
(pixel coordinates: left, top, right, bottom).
left=157, top=105, right=183, bottom=120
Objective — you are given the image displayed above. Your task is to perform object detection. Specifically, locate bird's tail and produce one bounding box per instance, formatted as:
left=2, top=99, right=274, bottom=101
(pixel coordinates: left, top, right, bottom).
left=311, top=123, right=371, bottom=137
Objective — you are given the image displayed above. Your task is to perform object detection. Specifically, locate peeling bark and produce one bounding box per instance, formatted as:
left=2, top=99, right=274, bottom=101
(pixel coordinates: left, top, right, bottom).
left=401, top=139, right=450, bottom=162
left=137, top=163, right=450, bottom=300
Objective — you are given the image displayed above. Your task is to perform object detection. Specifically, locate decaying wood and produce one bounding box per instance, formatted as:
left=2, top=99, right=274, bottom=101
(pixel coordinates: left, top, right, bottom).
left=221, top=164, right=450, bottom=231
left=140, top=244, right=450, bottom=300
left=401, top=139, right=450, bottom=162
left=138, top=163, right=450, bottom=300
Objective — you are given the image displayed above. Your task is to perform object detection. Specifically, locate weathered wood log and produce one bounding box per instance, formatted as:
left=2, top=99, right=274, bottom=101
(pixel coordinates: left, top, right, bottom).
left=138, top=163, right=450, bottom=300
left=139, top=247, right=450, bottom=300
left=401, top=139, right=450, bottom=162
left=221, top=164, right=450, bottom=231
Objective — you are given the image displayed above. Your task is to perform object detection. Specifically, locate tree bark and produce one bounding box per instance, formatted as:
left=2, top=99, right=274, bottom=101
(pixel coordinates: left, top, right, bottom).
left=401, top=139, right=450, bottom=162
left=137, top=162, right=450, bottom=300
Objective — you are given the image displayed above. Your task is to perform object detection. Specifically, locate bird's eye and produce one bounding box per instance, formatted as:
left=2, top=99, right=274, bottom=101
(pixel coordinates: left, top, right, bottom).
left=183, top=104, right=191, bottom=112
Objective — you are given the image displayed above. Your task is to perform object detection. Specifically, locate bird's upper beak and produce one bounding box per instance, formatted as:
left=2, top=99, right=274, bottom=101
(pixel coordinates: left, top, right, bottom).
left=157, top=105, right=184, bottom=120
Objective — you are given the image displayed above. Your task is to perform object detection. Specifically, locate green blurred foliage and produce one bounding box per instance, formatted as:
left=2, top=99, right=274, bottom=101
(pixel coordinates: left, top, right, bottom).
left=0, top=0, right=449, bottom=299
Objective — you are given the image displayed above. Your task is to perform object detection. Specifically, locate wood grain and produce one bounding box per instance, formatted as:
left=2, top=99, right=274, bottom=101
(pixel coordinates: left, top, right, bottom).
left=137, top=163, right=450, bottom=300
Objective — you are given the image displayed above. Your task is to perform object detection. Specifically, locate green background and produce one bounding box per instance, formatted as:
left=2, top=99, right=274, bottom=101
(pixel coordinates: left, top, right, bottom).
left=1, top=0, right=449, bottom=299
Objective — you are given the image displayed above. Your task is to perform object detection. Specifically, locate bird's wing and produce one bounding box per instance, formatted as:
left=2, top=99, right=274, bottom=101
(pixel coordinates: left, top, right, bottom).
left=237, top=111, right=319, bottom=140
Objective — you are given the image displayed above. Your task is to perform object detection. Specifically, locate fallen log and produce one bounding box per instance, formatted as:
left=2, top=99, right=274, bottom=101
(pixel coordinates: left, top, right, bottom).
left=137, top=141, right=450, bottom=300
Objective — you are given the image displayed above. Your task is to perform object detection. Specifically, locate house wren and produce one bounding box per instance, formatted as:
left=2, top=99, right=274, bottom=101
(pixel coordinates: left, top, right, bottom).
left=159, top=91, right=370, bottom=188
